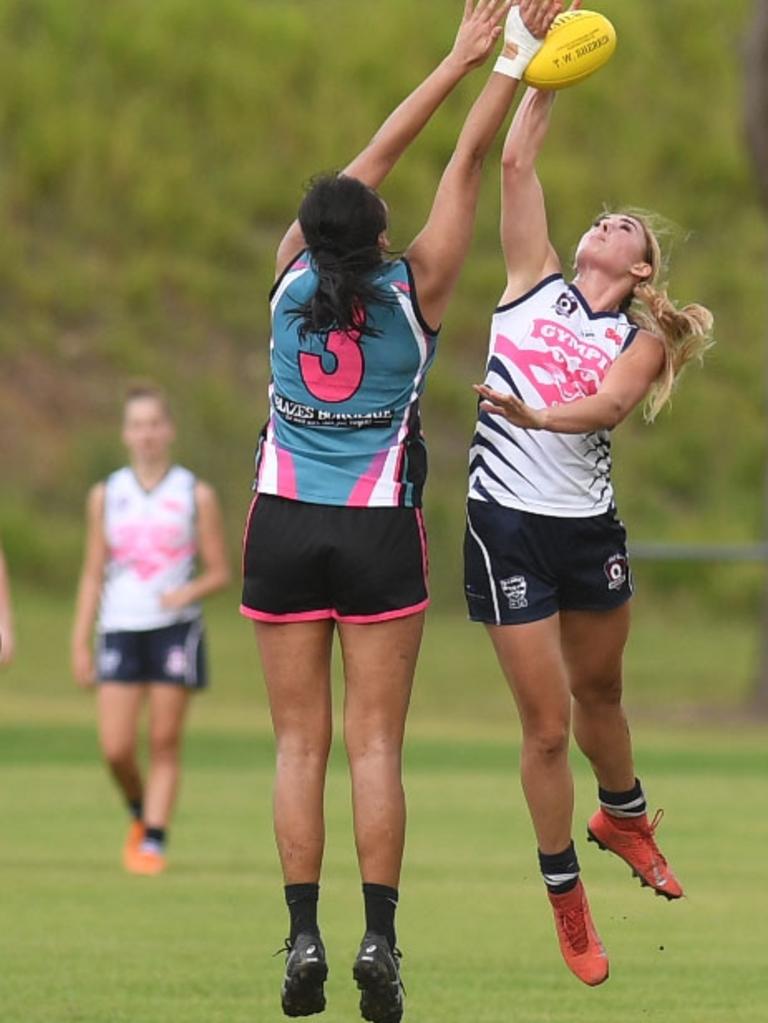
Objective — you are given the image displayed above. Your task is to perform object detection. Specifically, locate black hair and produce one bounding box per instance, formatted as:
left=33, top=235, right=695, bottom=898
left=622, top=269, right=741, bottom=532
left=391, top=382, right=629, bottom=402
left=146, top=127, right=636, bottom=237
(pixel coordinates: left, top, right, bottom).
left=290, top=174, right=395, bottom=340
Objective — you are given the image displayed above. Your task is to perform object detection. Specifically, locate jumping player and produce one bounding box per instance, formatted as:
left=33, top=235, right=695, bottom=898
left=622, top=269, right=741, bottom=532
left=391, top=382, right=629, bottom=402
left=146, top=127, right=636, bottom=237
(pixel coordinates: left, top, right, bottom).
left=465, top=85, right=714, bottom=985
left=0, top=539, right=15, bottom=666
left=71, top=384, right=230, bottom=875
left=241, top=2, right=564, bottom=1018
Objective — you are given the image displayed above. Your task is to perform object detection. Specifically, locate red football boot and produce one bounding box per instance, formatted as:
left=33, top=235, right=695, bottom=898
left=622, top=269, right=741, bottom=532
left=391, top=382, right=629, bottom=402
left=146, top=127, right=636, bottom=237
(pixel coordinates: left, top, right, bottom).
left=548, top=880, right=609, bottom=987
left=587, top=808, right=684, bottom=900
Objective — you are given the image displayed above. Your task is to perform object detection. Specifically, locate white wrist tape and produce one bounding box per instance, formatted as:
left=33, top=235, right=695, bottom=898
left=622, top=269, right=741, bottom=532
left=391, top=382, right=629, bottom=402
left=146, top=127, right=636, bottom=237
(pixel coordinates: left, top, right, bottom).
left=494, top=6, right=544, bottom=80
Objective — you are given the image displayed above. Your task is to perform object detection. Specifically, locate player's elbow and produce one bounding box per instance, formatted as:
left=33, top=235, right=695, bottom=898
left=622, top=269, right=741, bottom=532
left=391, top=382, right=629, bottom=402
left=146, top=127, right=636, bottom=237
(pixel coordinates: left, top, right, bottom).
left=600, top=396, right=626, bottom=430
left=453, top=144, right=487, bottom=177
left=500, top=150, right=534, bottom=178
left=215, top=565, right=232, bottom=591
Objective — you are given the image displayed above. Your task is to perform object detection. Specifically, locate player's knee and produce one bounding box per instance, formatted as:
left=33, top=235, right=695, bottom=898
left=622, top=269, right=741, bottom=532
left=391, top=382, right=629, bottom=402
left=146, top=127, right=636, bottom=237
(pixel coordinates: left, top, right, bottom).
left=572, top=674, right=624, bottom=708
left=344, top=730, right=402, bottom=766
left=148, top=729, right=182, bottom=761
left=101, top=740, right=134, bottom=771
left=524, top=723, right=570, bottom=762
left=276, top=732, right=332, bottom=766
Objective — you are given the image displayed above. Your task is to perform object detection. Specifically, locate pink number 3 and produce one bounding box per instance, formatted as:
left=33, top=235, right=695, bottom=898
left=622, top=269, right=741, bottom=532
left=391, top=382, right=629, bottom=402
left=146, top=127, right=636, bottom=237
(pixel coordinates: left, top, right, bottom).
left=299, top=328, right=365, bottom=403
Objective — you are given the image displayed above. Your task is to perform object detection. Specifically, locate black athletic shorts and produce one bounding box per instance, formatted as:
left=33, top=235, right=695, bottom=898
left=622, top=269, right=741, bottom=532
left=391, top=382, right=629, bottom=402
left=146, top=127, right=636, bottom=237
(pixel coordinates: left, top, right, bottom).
left=464, top=498, right=633, bottom=625
left=97, top=620, right=208, bottom=689
left=240, top=494, right=429, bottom=623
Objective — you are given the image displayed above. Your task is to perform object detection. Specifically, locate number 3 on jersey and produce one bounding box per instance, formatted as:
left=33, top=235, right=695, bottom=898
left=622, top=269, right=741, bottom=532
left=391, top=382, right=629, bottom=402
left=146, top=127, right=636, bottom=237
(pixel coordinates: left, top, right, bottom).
left=299, top=328, right=365, bottom=403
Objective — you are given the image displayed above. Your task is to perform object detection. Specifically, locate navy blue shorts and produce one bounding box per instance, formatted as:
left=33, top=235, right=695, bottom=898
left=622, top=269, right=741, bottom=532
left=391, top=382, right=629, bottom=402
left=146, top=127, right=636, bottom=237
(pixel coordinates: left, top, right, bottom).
left=464, top=499, right=633, bottom=625
left=241, top=494, right=429, bottom=623
left=97, top=620, right=208, bottom=689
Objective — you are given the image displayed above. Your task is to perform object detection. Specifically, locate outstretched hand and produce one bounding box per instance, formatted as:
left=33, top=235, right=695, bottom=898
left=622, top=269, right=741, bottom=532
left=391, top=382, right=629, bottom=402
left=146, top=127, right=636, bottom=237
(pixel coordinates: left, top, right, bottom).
left=517, top=0, right=564, bottom=39
left=474, top=383, right=547, bottom=430
left=450, top=0, right=514, bottom=71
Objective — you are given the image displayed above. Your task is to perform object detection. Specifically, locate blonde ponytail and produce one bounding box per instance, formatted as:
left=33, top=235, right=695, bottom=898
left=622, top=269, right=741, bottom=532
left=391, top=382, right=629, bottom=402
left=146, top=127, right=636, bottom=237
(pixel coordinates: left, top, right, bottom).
left=630, top=284, right=714, bottom=421
left=618, top=210, right=715, bottom=422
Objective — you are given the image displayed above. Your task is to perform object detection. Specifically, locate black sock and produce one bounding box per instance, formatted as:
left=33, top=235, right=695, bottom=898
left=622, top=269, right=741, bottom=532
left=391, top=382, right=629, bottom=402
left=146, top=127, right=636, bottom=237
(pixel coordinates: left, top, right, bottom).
left=599, top=777, right=647, bottom=819
left=539, top=842, right=580, bottom=895
left=144, top=826, right=166, bottom=850
left=128, top=799, right=143, bottom=821
left=362, top=883, right=398, bottom=949
left=285, top=883, right=320, bottom=943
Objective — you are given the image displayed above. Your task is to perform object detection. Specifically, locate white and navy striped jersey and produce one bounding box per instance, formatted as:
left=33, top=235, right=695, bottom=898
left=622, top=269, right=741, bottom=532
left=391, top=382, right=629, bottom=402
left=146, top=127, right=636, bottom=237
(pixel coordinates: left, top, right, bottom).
left=469, top=275, right=638, bottom=517
left=99, top=465, right=201, bottom=632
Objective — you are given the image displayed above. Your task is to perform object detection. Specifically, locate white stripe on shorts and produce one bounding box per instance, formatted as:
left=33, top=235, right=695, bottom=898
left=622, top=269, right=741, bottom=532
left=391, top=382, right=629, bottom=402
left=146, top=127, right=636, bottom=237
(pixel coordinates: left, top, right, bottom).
left=466, top=510, right=500, bottom=625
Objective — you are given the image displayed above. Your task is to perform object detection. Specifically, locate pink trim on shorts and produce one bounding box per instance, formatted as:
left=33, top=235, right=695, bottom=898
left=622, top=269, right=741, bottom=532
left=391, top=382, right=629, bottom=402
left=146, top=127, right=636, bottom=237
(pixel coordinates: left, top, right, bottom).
left=415, top=508, right=430, bottom=588
left=239, top=604, right=334, bottom=623
left=241, top=495, right=258, bottom=575
left=333, top=598, right=429, bottom=624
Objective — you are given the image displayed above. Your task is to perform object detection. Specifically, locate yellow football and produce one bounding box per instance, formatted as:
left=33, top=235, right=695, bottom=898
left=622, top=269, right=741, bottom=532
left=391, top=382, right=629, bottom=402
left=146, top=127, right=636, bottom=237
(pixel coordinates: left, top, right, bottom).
left=523, top=10, right=616, bottom=91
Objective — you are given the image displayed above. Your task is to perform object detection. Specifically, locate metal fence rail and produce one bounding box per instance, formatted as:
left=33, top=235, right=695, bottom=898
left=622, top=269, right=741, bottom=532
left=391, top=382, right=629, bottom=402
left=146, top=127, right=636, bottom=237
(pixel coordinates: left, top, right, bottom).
left=630, top=543, right=768, bottom=562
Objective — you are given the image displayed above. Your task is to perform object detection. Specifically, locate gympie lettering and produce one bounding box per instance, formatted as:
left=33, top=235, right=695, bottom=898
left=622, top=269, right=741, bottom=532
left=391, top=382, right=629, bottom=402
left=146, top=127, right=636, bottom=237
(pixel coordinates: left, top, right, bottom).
left=274, top=392, right=393, bottom=429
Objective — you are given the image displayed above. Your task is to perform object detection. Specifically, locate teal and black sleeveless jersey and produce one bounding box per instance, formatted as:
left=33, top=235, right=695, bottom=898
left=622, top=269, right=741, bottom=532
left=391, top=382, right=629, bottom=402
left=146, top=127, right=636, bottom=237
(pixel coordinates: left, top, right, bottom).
left=256, top=252, right=439, bottom=507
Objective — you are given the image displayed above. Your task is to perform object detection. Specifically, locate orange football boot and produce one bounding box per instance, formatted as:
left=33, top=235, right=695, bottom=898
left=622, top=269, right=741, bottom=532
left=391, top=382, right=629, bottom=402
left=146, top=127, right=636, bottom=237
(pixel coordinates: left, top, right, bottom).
left=125, top=841, right=166, bottom=876
left=548, top=881, right=609, bottom=987
left=122, top=820, right=145, bottom=871
left=587, top=808, right=683, bottom=899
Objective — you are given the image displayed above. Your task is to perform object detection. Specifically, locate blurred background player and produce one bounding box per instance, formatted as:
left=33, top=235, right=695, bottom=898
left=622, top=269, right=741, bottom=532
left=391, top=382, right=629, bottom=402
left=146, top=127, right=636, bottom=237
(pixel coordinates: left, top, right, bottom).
left=465, top=85, right=714, bottom=984
left=0, top=539, right=15, bottom=667
left=71, top=383, right=230, bottom=875
left=241, top=1, right=564, bottom=1018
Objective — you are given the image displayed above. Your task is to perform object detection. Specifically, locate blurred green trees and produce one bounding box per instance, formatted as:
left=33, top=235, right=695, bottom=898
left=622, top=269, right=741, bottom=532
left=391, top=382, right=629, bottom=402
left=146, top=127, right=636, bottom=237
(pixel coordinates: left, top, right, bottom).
left=0, top=0, right=764, bottom=609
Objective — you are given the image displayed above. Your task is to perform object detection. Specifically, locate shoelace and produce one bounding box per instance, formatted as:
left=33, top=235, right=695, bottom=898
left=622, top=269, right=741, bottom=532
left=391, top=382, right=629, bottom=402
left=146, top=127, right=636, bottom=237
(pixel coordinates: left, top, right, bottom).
left=558, top=904, right=590, bottom=954
left=634, top=809, right=669, bottom=871
left=273, top=939, right=292, bottom=958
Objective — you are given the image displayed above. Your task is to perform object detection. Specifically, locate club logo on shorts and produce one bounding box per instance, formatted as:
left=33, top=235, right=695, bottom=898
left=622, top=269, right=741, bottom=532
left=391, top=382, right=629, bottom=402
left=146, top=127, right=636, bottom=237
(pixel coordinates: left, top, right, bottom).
left=165, top=645, right=188, bottom=678
left=99, top=647, right=122, bottom=675
left=604, top=553, right=628, bottom=591
left=555, top=292, right=579, bottom=318
left=500, top=575, right=529, bottom=610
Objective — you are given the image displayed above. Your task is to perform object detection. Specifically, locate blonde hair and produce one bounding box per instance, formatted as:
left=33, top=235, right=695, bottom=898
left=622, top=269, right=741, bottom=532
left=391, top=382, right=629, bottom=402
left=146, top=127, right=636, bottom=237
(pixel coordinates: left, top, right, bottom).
left=614, top=209, right=715, bottom=422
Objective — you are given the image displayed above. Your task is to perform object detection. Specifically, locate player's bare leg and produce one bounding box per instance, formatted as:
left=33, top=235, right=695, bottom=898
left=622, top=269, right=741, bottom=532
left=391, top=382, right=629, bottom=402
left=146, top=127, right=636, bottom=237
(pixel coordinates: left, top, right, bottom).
left=563, top=606, right=683, bottom=899
left=257, top=619, right=334, bottom=1017
left=339, top=612, right=423, bottom=1023
left=488, top=617, right=608, bottom=985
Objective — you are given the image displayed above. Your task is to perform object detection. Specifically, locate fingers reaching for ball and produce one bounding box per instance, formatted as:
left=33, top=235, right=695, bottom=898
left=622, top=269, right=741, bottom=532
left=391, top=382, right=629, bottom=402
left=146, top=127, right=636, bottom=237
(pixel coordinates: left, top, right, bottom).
left=519, top=0, right=564, bottom=40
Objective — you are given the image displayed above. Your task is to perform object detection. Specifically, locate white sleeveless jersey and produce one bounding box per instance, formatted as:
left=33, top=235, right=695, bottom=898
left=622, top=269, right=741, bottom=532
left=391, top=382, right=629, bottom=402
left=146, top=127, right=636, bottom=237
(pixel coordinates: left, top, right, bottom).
left=469, top=275, right=638, bottom=517
left=98, top=466, right=201, bottom=632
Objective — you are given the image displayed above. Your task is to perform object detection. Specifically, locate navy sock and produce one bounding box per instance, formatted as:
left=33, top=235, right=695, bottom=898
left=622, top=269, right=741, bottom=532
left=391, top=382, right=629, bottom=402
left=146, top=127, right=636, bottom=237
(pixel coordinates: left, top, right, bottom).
left=128, top=799, right=143, bottom=821
left=362, top=883, right=398, bottom=949
left=144, top=826, right=166, bottom=850
left=285, top=883, right=320, bottom=943
left=539, top=842, right=580, bottom=895
left=599, top=778, right=647, bottom=819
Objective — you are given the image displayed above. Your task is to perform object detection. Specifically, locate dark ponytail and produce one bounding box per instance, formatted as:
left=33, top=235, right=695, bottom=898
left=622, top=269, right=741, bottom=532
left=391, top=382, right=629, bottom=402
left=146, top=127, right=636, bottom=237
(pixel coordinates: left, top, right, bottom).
left=291, top=174, right=395, bottom=340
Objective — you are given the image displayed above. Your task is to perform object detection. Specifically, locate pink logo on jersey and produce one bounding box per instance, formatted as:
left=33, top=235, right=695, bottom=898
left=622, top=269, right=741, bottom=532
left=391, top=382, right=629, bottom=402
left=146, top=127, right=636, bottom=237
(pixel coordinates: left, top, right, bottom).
left=494, top=319, right=613, bottom=407
left=111, top=523, right=195, bottom=580
left=605, top=327, right=624, bottom=346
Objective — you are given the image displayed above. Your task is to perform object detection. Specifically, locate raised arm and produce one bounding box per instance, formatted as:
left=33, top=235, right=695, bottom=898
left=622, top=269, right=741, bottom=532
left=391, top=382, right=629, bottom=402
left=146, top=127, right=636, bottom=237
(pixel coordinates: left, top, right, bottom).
left=0, top=542, right=14, bottom=666
left=498, top=86, right=561, bottom=303
left=405, top=0, right=563, bottom=330
left=71, top=484, right=108, bottom=688
left=475, top=331, right=666, bottom=433
left=275, top=0, right=516, bottom=278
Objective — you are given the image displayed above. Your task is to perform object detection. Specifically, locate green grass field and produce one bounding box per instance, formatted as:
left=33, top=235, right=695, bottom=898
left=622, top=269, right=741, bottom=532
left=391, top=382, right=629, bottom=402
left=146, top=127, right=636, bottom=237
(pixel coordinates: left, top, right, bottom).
left=2, top=588, right=767, bottom=1022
